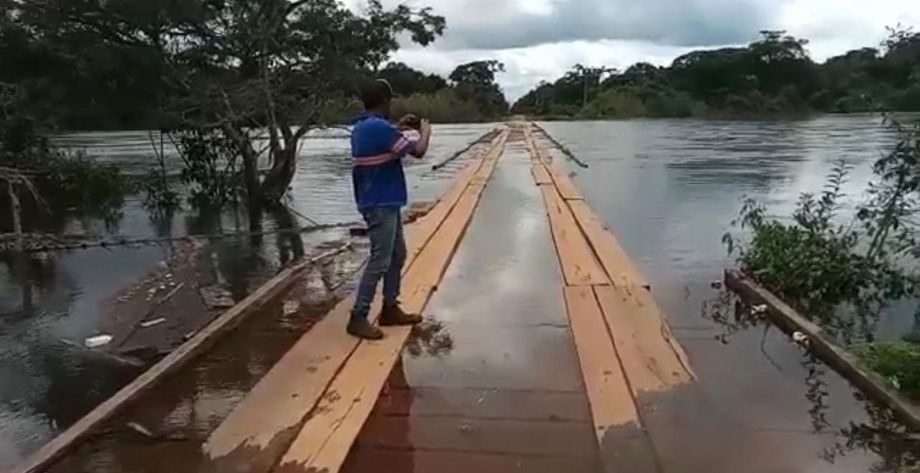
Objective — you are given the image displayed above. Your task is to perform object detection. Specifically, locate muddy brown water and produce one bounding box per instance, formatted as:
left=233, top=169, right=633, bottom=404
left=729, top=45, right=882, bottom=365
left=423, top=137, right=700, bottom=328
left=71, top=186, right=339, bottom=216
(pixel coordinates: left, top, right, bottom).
left=4, top=116, right=920, bottom=471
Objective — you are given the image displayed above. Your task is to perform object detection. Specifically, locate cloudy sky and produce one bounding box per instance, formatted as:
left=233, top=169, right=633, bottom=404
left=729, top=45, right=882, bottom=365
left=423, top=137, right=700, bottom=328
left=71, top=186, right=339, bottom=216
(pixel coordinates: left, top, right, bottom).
left=346, top=0, right=920, bottom=102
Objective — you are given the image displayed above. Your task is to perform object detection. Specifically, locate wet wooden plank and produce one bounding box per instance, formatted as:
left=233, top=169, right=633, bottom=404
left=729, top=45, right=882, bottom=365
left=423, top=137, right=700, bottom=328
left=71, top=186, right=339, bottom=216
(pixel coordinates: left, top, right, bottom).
left=726, top=269, right=920, bottom=431
left=568, top=200, right=650, bottom=290
left=540, top=185, right=607, bottom=286
left=274, top=136, right=504, bottom=473
left=200, top=132, right=507, bottom=473
left=355, top=416, right=598, bottom=457
left=372, top=387, right=591, bottom=422
left=593, top=285, right=694, bottom=394
left=563, top=287, right=659, bottom=473
left=545, top=163, right=584, bottom=201
left=9, top=244, right=352, bottom=473
left=343, top=447, right=601, bottom=473
left=404, top=136, right=493, bottom=265
left=532, top=162, right=553, bottom=185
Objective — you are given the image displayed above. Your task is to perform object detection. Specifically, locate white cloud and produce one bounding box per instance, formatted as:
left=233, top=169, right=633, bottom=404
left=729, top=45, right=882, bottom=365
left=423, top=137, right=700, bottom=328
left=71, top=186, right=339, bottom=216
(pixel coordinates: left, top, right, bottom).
left=348, top=0, right=920, bottom=101
left=393, top=40, right=696, bottom=101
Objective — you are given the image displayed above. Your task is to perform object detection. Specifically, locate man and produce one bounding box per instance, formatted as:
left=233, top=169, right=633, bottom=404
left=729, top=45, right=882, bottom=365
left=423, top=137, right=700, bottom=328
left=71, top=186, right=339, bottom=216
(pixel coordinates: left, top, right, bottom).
left=348, top=79, right=432, bottom=339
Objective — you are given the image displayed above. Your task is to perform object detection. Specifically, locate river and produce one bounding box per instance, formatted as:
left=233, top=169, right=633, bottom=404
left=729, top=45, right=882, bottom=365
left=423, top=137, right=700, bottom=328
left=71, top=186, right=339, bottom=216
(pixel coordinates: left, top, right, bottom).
left=1, top=115, right=917, bottom=470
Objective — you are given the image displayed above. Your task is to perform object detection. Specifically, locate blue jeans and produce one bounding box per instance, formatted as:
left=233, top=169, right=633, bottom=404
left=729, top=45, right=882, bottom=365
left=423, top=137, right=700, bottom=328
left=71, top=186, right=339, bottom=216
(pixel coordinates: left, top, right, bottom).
left=351, top=206, right=406, bottom=320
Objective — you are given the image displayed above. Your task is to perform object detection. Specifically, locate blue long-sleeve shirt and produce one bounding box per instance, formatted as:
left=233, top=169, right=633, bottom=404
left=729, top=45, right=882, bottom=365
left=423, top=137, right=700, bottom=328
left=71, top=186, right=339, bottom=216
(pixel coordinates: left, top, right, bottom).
left=350, top=112, right=417, bottom=211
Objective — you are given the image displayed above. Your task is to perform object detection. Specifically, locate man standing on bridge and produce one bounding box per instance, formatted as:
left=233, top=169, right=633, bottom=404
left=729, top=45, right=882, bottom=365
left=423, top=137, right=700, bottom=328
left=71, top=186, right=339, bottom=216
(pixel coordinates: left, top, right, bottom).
left=347, top=78, right=432, bottom=339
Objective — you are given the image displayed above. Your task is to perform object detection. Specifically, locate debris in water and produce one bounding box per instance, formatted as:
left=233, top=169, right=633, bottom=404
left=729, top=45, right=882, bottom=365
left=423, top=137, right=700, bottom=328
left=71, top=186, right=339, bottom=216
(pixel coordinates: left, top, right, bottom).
left=85, top=335, right=113, bottom=348
left=140, top=318, right=167, bottom=329
left=200, top=286, right=235, bottom=309
left=125, top=421, right=154, bottom=438
left=710, top=280, right=723, bottom=289
left=283, top=300, right=300, bottom=316
left=458, top=422, right=472, bottom=433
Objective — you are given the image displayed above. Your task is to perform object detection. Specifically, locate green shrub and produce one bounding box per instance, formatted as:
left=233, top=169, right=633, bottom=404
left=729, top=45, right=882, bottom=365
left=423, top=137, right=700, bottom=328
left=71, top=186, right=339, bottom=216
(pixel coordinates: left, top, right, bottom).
left=854, top=342, right=920, bottom=399
left=392, top=90, right=483, bottom=123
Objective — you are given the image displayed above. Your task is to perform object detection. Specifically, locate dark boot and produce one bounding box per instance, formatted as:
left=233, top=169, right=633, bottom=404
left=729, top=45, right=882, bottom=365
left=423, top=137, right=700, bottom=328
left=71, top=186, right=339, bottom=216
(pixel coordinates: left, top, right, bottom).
left=347, top=317, right=384, bottom=340
left=379, top=304, right=423, bottom=327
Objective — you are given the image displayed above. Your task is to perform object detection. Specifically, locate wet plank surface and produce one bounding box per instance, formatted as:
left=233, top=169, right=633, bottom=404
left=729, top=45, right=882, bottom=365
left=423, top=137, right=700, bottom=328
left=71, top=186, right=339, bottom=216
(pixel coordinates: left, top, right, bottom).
left=569, top=200, right=650, bottom=289
left=201, top=130, right=508, bottom=473
left=341, top=128, right=602, bottom=473
left=273, top=131, right=508, bottom=473
left=562, top=286, right=659, bottom=473
left=539, top=184, right=608, bottom=286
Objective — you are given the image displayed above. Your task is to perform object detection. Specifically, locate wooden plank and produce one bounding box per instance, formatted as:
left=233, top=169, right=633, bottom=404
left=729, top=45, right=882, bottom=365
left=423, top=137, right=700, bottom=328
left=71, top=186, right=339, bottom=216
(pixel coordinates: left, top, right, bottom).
left=568, top=200, right=650, bottom=290
left=200, top=131, right=507, bottom=473
left=539, top=185, right=608, bottom=286
left=405, top=130, right=508, bottom=268
left=544, top=161, right=584, bottom=201
left=9, top=243, right=352, bottom=473
left=562, top=287, right=658, bottom=473
left=531, top=162, right=553, bottom=185
left=725, top=269, right=920, bottom=431
left=593, top=285, right=694, bottom=394
left=274, top=133, right=504, bottom=473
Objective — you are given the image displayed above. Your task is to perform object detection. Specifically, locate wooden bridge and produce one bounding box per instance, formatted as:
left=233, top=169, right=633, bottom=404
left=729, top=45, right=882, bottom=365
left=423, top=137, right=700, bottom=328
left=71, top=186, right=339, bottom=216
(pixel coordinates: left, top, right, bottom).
left=13, top=122, right=703, bottom=473
left=201, top=122, right=694, bottom=473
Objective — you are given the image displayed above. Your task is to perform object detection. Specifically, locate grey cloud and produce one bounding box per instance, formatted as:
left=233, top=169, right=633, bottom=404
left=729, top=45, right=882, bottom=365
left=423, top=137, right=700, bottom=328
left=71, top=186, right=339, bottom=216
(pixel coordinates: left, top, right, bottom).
left=429, top=0, right=784, bottom=50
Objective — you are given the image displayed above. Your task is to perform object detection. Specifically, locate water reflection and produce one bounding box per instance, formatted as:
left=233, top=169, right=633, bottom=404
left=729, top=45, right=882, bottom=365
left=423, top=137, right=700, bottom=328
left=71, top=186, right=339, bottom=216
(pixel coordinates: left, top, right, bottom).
left=702, top=289, right=918, bottom=472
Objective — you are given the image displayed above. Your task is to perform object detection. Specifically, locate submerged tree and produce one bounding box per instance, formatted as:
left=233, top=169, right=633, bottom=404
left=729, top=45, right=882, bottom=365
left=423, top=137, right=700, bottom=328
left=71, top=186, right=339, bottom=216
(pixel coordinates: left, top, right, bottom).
left=18, top=0, right=444, bottom=206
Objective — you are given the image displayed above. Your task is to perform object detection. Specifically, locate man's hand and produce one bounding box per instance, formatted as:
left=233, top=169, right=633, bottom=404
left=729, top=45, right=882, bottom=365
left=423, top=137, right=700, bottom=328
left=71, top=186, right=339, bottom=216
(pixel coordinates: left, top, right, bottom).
left=410, top=118, right=432, bottom=158
left=397, top=114, right=421, bottom=131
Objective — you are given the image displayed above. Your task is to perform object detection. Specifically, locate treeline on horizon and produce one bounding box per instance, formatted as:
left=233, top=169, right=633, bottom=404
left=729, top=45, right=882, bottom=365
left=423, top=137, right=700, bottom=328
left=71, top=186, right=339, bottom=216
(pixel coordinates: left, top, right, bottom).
left=512, top=29, right=920, bottom=119
left=0, top=2, right=507, bottom=131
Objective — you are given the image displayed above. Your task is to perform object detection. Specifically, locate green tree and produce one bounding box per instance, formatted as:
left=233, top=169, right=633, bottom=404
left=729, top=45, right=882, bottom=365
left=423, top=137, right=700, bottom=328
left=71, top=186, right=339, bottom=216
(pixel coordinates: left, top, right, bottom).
left=13, top=0, right=444, bottom=206
left=449, top=60, right=508, bottom=119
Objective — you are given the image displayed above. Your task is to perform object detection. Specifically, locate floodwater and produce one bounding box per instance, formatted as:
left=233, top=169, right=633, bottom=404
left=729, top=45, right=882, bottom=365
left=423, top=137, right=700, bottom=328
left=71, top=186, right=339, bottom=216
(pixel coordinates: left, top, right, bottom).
left=0, top=124, right=496, bottom=469
left=542, top=114, right=920, bottom=472
left=2, top=115, right=919, bottom=471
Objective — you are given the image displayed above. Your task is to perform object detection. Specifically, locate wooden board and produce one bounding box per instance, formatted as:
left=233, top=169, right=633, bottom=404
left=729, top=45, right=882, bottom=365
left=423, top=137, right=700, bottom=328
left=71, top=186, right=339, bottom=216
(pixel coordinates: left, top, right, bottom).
left=545, top=161, right=584, bottom=201
left=274, top=134, right=504, bottom=473
left=725, top=269, right=920, bottom=431
left=562, top=287, right=658, bottom=473
left=531, top=162, right=553, bottom=185
left=593, top=285, right=694, bottom=394
left=201, top=130, right=508, bottom=473
left=539, top=185, right=608, bottom=286
left=10, top=244, right=351, bottom=473
left=406, top=131, right=507, bottom=273
left=568, top=200, right=650, bottom=290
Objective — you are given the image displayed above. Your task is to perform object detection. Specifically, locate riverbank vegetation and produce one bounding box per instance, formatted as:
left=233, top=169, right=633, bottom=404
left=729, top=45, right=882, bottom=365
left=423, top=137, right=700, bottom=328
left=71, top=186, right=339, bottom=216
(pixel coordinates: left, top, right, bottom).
left=722, top=117, right=920, bottom=403
left=513, top=29, right=920, bottom=119
left=0, top=0, right=514, bottom=217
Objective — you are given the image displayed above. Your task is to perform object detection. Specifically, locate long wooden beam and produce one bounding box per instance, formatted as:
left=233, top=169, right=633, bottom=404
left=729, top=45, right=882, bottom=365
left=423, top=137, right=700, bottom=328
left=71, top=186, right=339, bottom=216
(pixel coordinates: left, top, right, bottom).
left=726, top=269, right=920, bottom=431
left=9, top=242, right=353, bottom=473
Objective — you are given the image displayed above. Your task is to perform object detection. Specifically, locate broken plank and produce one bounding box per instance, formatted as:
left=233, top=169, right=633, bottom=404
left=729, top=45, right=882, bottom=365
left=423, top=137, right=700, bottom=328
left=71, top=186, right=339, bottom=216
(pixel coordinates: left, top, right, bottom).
left=593, top=285, right=693, bottom=394
left=568, top=200, right=650, bottom=290
left=10, top=244, right=351, bottom=473
left=562, top=287, right=658, bottom=473
left=275, top=133, right=503, bottom=473
left=539, top=185, right=608, bottom=286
